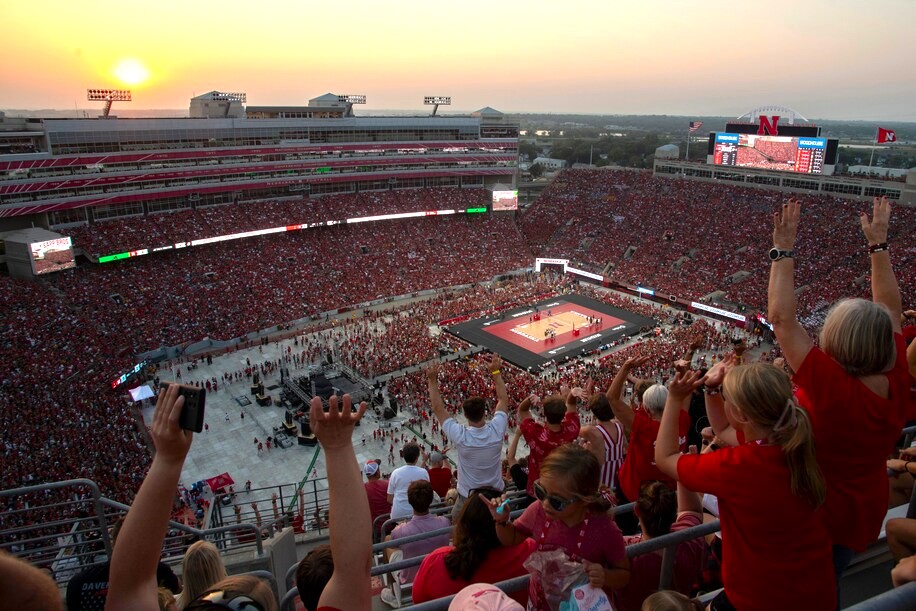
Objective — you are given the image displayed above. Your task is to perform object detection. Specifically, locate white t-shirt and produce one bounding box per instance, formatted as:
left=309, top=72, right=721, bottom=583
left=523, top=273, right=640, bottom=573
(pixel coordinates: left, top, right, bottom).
left=443, top=411, right=508, bottom=496
left=386, top=464, right=430, bottom=520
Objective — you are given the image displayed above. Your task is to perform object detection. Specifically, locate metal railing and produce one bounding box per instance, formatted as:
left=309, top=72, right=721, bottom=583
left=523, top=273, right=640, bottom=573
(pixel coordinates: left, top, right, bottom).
left=210, top=479, right=332, bottom=538
left=0, top=478, right=265, bottom=587
left=845, top=582, right=916, bottom=611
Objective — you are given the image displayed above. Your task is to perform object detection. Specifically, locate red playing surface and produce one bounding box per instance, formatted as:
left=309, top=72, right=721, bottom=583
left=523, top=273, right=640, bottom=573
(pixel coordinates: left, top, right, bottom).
left=483, top=302, right=625, bottom=356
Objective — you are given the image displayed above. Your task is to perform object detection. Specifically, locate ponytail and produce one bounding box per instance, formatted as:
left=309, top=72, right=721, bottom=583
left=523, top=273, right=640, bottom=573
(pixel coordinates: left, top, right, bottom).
left=772, top=404, right=826, bottom=507
left=723, top=363, right=826, bottom=508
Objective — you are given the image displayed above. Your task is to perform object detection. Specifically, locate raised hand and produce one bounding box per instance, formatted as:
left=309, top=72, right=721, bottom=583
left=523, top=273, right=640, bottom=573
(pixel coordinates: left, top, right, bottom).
left=488, top=353, right=503, bottom=373
left=310, top=394, right=366, bottom=451
left=425, top=361, right=442, bottom=382
left=624, top=355, right=652, bottom=370
left=668, top=370, right=704, bottom=401
left=773, top=199, right=800, bottom=250
left=480, top=492, right=511, bottom=523
left=734, top=340, right=747, bottom=357
left=860, top=196, right=891, bottom=246
left=703, top=353, right=736, bottom=388
left=151, top=383, right=193, bottom=465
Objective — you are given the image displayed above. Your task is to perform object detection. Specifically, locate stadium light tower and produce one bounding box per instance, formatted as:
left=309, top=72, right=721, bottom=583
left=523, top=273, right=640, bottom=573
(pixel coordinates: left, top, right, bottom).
left=87, top=88, right=132, bottom=118
left=423, top=96, right=451, bottom=117
left=211, top=91, right=247, bottom=117
left=338, top=94, right=367, bottom=117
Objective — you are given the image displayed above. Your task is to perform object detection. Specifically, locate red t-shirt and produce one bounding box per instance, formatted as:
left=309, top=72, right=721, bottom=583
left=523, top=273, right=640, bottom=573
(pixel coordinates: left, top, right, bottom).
left=617, top=409, right=689, bottom=502
left=364, top=479, right=391, bottom=525
left=521, top=411, right=581, bottom=496
left=677, top=443, right=835, bottom=611
left=615, top=512, right=706, bottom=611
left=793, top=333, right=910, bottom=551
left=513, top=502, right=627, bottom=610
left=411, top=539, right=537, bottom=604
left=427, top=466, right=452, bottom=498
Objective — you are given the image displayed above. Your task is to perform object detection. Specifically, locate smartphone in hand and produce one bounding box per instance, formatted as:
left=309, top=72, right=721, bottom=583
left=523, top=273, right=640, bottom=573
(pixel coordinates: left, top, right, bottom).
left=160, top=382, right=206, bottom=433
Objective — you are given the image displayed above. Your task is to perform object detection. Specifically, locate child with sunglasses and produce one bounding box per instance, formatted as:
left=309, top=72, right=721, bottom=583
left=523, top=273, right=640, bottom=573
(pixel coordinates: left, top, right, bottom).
left=485, top=443, right=630, bottom=610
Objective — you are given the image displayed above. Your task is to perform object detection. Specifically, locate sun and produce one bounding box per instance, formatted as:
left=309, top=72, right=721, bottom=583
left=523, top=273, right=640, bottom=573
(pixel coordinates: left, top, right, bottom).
left=113, top=58, right=150, bottom=86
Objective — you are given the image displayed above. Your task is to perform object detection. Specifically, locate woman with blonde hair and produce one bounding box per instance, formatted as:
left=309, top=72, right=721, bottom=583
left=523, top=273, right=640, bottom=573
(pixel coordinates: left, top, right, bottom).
left=186, top=574, right=277, bottom=611
left=656, top=363, right=835, bottom=610
left=767, top=197, right=911, bottom=580
left=176, top=541, right=228, bottom=609
left=640, top=590, right=703, bottom=611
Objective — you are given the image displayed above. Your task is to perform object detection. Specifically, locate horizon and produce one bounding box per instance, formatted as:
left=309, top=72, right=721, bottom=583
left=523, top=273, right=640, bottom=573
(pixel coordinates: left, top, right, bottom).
left=3, top=107, right=915, bottom=126
left=2, top=1, right=914, bottom=123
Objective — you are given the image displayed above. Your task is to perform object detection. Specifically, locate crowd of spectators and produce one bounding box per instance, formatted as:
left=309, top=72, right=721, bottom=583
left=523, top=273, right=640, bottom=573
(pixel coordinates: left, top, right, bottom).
left=519, top=169, right=916, bottom=322
left=2, top=179, right=915, bottom=608
left=64, top=188, right=492, bottom=258
left=52, top=211, right=532, bottom=351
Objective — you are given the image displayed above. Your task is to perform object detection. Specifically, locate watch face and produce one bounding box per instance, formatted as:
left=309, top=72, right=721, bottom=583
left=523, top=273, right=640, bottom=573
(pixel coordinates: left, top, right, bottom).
left=768, top=248, right=780, bottom=261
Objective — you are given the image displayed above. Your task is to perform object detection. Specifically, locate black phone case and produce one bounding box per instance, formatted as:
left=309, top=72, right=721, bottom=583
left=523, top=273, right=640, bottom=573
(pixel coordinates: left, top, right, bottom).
left=160, top=382, right=206, bottom=433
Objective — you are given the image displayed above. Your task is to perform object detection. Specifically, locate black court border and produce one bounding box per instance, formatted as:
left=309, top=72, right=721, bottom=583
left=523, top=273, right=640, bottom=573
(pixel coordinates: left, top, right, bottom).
left=443, top=294, right=655, bottom=372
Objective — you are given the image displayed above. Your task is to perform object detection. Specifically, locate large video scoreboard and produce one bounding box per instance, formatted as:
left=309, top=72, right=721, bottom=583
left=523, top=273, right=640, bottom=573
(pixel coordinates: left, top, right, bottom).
left=712, top=133, right=828, bottom=174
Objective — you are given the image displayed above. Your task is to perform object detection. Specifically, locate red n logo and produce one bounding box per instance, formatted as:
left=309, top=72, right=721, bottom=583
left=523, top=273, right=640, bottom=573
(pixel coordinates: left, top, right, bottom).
left=758, top=115, right=780, bottom=136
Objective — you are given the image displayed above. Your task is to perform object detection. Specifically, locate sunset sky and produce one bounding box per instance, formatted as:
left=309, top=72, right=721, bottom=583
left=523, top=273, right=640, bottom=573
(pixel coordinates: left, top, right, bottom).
left=1, top=0, right=913, bottom=120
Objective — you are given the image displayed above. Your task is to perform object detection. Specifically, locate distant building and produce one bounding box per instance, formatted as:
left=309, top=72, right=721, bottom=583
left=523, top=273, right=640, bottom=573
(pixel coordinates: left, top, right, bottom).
left=654, top=144, right=679, bottom=160
left=845, top=165, right=908, bottom=179
left=189, top=91, right=246, bottom=119
left=531, top=156, right=566, bottom=170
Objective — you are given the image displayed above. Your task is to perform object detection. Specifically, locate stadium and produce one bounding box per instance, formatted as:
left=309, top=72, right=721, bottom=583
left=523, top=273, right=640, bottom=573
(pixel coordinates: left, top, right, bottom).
left=1, top=91, right=915, bottom=611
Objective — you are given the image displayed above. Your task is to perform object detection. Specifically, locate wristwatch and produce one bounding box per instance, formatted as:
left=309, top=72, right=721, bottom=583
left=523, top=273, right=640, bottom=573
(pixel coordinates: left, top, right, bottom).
left=768, top=248, right=794, bottom=262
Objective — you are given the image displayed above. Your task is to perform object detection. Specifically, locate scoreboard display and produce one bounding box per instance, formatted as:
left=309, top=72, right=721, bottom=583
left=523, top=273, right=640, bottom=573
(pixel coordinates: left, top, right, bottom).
left=793, top=137, right=827, bottom=173
left=492, top=190, right=519, bottom=211
left=30, top=237, right=75, bottom=275
left=713, top=133, right=739, bottom=166
left=711, top=133, right=828, bottom=174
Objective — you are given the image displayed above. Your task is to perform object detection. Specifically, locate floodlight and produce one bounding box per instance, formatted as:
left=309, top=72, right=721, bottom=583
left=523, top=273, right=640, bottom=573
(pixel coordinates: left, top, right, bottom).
left=337, top=94, right=367, bottom=117
left=210, top=92, right=247, bottom=116
left=212, top=92, right=247, bottom=103
left=87, top=88, right=132, bottom=118
left=423, top=96, right=451, bottom=116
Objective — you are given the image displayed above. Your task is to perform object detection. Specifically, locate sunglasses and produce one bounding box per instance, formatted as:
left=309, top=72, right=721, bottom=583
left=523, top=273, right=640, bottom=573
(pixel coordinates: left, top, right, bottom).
left=186, top=592, right=265, bottom=611
left=533, top=480, right=580, bottom=512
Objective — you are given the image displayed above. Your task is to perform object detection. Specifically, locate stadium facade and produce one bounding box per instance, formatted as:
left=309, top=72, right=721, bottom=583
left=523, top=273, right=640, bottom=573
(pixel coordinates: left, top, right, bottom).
left=0, top=92, right=519, bottom=231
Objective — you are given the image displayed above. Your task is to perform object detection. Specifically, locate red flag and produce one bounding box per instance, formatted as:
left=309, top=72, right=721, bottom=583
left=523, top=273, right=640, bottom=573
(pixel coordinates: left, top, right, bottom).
left=877, top=128, right=896, bottom=144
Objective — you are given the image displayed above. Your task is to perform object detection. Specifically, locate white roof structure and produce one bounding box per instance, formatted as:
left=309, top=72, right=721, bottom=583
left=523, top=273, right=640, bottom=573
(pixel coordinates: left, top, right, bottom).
left=472, top=106, right=504, bottom=117
left=655, top=144, right=680, bottom=159
left=309, top=93, right=347, bottom=107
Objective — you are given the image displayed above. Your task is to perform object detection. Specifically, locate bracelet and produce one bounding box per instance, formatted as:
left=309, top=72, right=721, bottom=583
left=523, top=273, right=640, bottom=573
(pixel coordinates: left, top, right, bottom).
left=491, top=370, right=501, bottom=376
left=868, top=242, right=889, bottom=254
left=702, top=386, right=721, bottom=396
